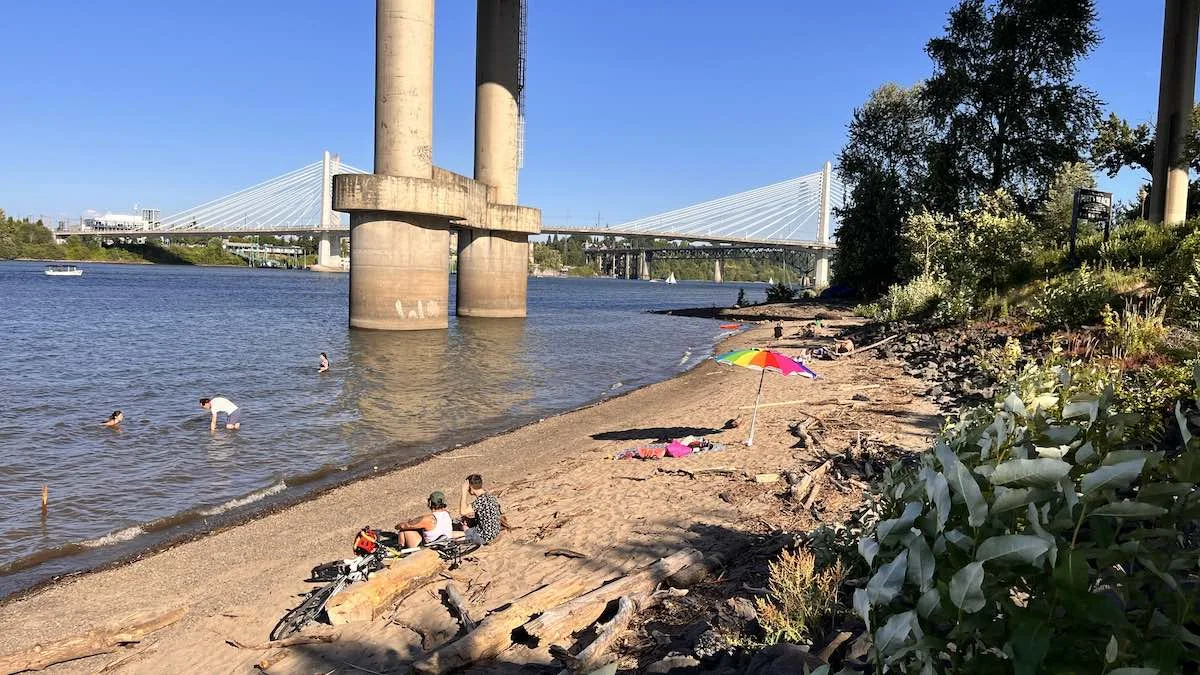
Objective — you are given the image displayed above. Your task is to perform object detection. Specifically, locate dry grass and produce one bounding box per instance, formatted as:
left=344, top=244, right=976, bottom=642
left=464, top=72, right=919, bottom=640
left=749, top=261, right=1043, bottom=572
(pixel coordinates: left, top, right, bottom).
left=754, top=548, right=846, bottom=644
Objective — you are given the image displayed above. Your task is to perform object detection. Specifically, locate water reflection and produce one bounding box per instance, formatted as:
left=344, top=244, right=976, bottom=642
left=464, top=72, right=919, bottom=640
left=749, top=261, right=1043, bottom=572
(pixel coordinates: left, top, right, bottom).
left=345, top=318, right=532, bottom=458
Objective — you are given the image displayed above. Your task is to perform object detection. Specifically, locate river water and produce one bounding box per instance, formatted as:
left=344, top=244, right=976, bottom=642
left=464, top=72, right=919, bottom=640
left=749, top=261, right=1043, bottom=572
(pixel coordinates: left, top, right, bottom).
left=0, top=261, right=760, bottom=598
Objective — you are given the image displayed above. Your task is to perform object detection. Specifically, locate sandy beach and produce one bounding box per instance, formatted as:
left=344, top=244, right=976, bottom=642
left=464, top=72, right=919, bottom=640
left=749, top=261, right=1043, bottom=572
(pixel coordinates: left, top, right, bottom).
left=0, top=308, right=939, bottom=674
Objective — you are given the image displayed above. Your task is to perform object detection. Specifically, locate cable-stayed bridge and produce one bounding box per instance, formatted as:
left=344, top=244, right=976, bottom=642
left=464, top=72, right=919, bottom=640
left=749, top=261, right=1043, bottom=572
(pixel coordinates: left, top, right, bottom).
left=57, top=154, right=843, bottom=283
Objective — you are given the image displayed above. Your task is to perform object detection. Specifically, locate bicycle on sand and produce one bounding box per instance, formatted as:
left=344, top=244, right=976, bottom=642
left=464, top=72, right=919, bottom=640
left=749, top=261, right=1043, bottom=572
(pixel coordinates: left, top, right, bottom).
left=270, top=529, right=480, bottom=641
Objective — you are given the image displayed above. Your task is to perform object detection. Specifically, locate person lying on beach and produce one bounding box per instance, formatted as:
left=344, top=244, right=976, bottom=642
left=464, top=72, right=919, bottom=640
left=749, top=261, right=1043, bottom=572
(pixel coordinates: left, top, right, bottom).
left=318, top=352, right=329, bottom=373
left=394, top=491, right=454, bottom=549
left=200, top=396, right=241, bottom=431
left=102, top=410, right=123, bottom=428
left=459, top=474, right=507, bottom=545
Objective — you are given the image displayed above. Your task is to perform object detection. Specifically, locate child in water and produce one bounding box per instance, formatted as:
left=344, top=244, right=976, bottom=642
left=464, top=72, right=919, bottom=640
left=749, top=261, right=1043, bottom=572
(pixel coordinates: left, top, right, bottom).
left=318, top=352, right=329, bottom=373
left=102, top=410, right=123, bottom=428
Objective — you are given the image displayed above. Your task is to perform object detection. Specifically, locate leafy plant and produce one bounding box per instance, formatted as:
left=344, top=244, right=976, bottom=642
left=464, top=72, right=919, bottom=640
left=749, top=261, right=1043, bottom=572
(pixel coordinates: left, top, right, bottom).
left=859, top=275, right=947, bottom=323
left=1101, top=295, right=1167, bottom=359
left=1171, top=255, right=1200, bottom=331
left=1030, top=262, right=1111, bottom=327
left=766, top=281, right=799, bottom=304
left=854, top=361, right=1200, bottom=673
left=736, top=288, right=748, bottom=307
left=755, top=548, right=846, bottom=645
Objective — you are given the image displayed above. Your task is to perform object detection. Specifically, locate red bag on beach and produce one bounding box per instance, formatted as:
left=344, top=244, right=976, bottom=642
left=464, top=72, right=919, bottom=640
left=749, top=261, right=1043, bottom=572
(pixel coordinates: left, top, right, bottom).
left=353, top=527, right=380, bottom=554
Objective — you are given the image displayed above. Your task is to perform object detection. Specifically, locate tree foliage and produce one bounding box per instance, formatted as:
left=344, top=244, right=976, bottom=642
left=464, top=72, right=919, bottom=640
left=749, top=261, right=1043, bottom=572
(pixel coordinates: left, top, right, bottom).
left=923, top=0, right=1102, bottom=213
left=1038, top=162, right=1098, bottom=248
left=834, top=83, right=936, bottom=296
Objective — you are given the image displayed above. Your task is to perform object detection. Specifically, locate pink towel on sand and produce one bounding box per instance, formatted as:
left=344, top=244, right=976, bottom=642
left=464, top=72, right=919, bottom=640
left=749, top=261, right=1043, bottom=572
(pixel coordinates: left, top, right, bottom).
left=666, top=441, right=693, bottom=458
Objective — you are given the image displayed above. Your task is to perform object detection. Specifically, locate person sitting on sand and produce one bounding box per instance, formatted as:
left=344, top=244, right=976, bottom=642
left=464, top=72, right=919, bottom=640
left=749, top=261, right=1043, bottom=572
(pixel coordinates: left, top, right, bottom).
left=394, top=491, right=454, bottom=548
left=200, top=396, right=241, bottom=431
left=102, top=410, right=123, bottom=428
left=459, top=474, right=506, bottom=545
left=318, top=352, right=329, bottom=373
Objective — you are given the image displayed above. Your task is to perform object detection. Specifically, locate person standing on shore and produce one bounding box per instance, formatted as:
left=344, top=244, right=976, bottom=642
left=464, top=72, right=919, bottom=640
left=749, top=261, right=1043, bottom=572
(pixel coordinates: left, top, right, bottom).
left=200, top=396, right=241, bottom=431
left=318, top=352, right=329, bottom=373
left=101, top=410, right=123, bottom=428
left=458, top=474, right=505, bottom=545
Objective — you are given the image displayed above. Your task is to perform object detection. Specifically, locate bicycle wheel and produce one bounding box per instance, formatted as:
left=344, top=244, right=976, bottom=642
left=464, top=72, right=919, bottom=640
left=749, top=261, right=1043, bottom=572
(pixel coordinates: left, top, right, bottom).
left=269, top=582, right=338, bottom=641
left=451, top=540, right=481, bottom=557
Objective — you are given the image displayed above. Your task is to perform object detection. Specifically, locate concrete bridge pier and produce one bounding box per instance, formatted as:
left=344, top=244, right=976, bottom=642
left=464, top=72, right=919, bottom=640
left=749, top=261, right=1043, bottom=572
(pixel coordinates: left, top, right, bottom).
left=1150, top=0, right=1200, bottom=225
left=349, top=0, right=448, bottom=330
left=713, top=259, right=723, bottom=283
left=457, top=0, right=527, bottom=318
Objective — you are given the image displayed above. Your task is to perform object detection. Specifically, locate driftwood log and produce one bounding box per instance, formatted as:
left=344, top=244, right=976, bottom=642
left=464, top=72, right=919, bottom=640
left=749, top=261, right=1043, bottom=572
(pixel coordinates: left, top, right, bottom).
left=518, top=548, right=703, bottom=646
left=0, top=606, right=186, bottom=675
left=789, top=459, right=831, bottom=504
left=226, top=632, right=340, bottom=650
left=325, top=549, right=443, bottom=625
left=412, top=577, right=598, bottom=674
left=442, top=582, right=476, bottom=632
left=549, top=595, right=634, bottom=675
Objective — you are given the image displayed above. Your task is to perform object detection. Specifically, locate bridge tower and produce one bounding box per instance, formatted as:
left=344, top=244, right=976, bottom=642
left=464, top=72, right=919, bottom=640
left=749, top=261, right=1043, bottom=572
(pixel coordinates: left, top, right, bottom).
left=333, top=0, right=540, bottom=330
left=457, top=0, right=530, bottom=318
left=316, top=151, right=344, bottom=271
left=1149, top=0, right=1199, bottom=225
left=814, top=161, right=832, bottom=288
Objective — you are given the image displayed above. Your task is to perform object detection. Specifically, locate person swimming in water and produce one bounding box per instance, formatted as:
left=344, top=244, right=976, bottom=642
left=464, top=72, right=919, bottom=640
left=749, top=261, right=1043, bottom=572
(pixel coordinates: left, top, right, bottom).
left=200, top=396, right=241, bottom=431
left=102, top=410, right=123, bottom=428
left=318, top=352, right=329, bottom=373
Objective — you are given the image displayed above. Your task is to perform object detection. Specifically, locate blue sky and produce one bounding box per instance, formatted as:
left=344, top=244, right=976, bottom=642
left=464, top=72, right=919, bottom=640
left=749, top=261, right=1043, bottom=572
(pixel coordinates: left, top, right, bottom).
left=0, top=1, right=1181, bottom=225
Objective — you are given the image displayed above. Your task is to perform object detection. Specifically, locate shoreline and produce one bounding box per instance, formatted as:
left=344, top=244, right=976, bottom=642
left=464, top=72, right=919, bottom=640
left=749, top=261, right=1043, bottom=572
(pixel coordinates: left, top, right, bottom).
left=7, top=257, right=247, bottom=268
left=0, top=304, right=939, bottom=673
left=0, top=324, right=729, bottom=598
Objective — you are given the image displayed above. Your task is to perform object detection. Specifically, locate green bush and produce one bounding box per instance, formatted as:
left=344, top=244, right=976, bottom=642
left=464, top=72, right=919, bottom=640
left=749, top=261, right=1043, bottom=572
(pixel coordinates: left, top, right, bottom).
left=1030, top=263, right=1112, bottom=327
left=1101, top=295, right=1167, bottom=359
left=855, top=361, right=1200, bottom=673
left=858, top=274, right=946, bottom=322
left=736, top=288, right=748, bottom=306
left=765, top=281, right=798, bottom=303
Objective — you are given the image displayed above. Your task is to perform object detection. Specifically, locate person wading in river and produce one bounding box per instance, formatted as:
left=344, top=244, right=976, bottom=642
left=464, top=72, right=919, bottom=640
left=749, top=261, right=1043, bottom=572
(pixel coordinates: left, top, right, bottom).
left=200, top=396, right=241, bottom=431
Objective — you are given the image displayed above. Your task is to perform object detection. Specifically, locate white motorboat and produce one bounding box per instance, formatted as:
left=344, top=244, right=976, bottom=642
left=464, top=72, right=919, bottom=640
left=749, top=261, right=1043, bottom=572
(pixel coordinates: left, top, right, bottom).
left=665, top=272, right=677, bottom=285
left=44, top=265, right=83, bottom=277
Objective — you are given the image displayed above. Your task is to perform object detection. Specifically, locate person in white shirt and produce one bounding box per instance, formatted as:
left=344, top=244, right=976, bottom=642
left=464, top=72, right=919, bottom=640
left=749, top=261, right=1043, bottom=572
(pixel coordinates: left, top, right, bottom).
left=200, top=396, right=241, bottom=431
left=394, top=491, right=453, bottom=549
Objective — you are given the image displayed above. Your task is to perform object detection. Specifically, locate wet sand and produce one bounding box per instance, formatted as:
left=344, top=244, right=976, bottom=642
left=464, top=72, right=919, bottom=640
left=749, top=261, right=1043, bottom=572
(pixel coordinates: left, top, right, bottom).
left=0, top=311, right=939, bottom=674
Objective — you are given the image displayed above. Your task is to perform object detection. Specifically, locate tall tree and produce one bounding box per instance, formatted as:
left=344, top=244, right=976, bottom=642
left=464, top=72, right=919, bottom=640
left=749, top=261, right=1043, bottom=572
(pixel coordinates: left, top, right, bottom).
left=834, top=83, right=936, bottom=296
left=1038, top=161, right=1097, bottom=247
left=923, top=0, right=1102, bottom=213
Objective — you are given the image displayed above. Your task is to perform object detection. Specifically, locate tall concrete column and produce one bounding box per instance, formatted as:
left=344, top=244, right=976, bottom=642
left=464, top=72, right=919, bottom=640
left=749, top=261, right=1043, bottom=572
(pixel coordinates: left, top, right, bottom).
left=815, top=161, right=833, bottom=288
left=352, top=0, right=449, bottom=330
left=458, top=0, right=528, bottom=317
left=1150, top=0, right=1200, bottom=225
left=713, top=259, right=723, bottom=283
left=638, top=251, right=650, bottom=280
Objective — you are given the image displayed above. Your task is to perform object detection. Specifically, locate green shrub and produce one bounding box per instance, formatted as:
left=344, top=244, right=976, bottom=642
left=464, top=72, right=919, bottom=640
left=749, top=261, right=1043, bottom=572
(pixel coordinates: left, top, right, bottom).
left=859, top=275, right=946, bottom=322
left=736, top=288, right=748, bottom=306
left=1173, top=256, right=1200, bottom=330
left=1030, top=263, right=1112, bottom=327
left=855, top=361, right=1200, bottom=673
left=755, top=548, right=846, bottom=645
left=765, top=281, right=798, bottom=303
left=1101, top=295, right=1167, bottom=359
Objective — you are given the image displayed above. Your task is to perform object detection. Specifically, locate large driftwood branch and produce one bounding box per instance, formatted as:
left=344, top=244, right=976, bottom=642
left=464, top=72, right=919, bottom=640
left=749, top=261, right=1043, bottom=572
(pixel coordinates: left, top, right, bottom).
left=442, top=582, right=476, bottom=633
left=226, top=631, right=340, bottom=650
left=549, top=596, right=634, bottom=675
left=0, top=607, right=186, bottom=674
left=518, top=548, right=703, bottom=646
left=324, top=549, right=443, bottom=625
left=411, top=577, right=598, bottom=674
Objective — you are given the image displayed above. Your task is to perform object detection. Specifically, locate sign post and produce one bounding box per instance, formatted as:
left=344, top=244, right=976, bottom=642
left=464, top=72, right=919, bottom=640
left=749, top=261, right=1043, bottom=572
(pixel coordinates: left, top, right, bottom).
left=1070, top=188, right=1113, bottom=263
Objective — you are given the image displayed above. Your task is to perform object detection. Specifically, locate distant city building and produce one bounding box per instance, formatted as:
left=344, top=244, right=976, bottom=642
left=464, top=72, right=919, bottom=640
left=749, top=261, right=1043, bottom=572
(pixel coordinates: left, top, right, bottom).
left=141, top=208, right=160, bottom=227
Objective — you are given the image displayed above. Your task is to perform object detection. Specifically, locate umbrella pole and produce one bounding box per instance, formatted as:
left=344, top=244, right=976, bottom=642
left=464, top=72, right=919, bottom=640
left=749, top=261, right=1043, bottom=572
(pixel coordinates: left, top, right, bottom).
left=747, top=368, right=766, bottom=446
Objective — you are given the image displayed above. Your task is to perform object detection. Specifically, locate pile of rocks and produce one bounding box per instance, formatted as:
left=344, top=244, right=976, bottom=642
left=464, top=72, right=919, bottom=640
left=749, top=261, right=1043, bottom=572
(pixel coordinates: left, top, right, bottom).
left=851, top=321, right=1011, bottom=413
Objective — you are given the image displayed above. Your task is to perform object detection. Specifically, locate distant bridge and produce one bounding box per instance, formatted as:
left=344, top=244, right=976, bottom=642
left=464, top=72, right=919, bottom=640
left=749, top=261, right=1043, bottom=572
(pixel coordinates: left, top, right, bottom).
left=56, top=155, right=844, bottom=284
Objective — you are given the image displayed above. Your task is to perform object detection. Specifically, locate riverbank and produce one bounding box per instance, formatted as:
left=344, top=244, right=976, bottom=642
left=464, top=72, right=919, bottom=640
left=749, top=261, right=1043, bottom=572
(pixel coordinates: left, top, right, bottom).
left=0, top=307, right=939, bottom=673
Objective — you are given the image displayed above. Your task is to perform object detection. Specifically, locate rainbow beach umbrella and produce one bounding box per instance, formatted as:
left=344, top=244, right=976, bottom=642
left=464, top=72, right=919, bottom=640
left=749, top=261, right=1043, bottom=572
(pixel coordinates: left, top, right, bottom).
left=715, top=348, right=817, bottom=446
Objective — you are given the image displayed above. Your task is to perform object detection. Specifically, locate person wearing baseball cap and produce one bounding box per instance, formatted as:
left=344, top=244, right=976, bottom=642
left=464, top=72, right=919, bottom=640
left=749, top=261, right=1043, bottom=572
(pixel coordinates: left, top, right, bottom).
left=394, top=490, right=453, bottom=549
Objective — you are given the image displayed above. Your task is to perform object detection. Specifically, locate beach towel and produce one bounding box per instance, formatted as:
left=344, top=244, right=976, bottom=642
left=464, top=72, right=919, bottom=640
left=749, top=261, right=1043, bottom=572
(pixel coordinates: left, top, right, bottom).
left=665, top=441, right=692, bottom=458
left=614, top=444, right=667, bottom=460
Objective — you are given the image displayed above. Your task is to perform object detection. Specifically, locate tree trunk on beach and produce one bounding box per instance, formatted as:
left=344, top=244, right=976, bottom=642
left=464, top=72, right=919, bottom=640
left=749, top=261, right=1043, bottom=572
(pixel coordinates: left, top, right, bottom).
left=0, top=607, right=186, bottom=674
left=325, top=549, right=443, bottom=625
left=517, top=548, right=703, bottom=646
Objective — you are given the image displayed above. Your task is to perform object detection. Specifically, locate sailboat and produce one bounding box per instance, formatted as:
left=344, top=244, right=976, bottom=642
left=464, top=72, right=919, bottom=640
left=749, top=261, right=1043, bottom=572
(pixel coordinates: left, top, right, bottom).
left=767, top=276, right=775, bottom=285
left=665, top=272, right=677, bottom=285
